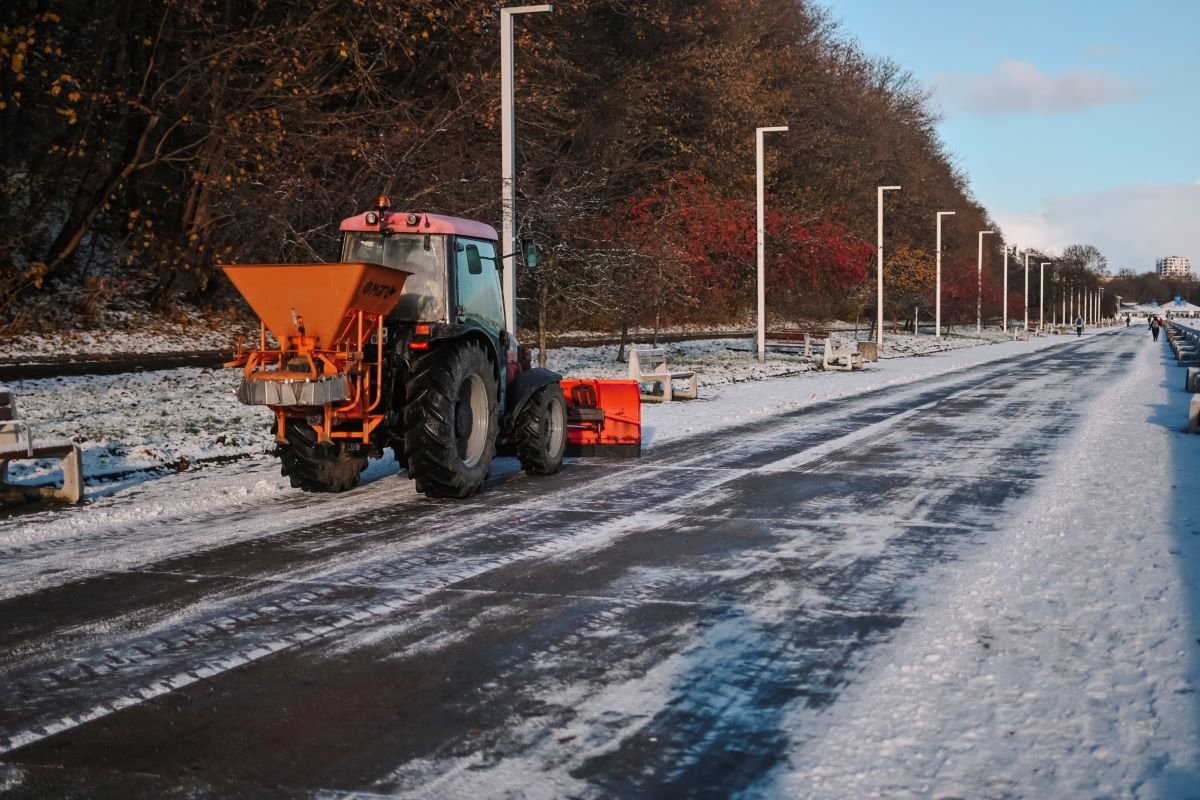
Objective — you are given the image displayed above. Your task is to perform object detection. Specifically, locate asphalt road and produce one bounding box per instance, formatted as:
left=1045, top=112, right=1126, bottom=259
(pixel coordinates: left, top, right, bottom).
left=0, top=331, right=1132, bottom=798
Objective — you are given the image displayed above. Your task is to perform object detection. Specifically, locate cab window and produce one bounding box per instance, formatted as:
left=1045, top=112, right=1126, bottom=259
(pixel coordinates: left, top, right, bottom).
left=342, top=233, right=446, bottom=322
left=454, top=238, right=503, bottom=330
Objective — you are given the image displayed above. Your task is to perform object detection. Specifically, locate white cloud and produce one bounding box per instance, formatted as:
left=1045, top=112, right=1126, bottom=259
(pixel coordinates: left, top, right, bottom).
left=935, top=59, right=1147, bottom=115
left=994, top=183, right=1200, bottom=273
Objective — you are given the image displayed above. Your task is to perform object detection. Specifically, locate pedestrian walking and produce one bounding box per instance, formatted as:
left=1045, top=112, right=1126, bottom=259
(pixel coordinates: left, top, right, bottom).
left=1074, top=315, right=1084, bottom=337
left=1150, top=317, right=1160, bottom=342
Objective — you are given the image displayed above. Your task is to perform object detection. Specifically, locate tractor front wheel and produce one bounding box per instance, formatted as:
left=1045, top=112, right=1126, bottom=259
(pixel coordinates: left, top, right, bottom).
left=403, top=340, right=499, bottom=498
left=515, top=383, right=567, bottom=475
left=278, top=420, right=368, bottom=493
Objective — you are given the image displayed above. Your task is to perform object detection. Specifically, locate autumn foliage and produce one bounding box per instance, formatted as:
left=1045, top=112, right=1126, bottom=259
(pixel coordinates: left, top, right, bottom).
left=1, top=0, right=998, bottom=335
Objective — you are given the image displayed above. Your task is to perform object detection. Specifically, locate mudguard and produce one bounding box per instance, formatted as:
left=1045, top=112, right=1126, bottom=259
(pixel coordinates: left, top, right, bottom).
left=504, top=367, right=562, bottom=432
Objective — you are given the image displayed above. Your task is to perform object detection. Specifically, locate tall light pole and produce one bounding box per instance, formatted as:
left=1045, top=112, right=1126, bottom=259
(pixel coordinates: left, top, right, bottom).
left=1040, top=262, right=1050, bottom=332
left=1002, top=245, right=1011, bottom=334
left=500, top=4, right=553, bottom=338
left=1099, top=287, right=1105, bottom=324
left=1050, top=273, right=1057, bottom=325
left=876, top=185, right=901, bottom=347
left=1023, top=250, right=1030, bottom=333
left=756, top=125, right=788, bottom=364
left=936, top=211, right=955, bottom=338
left=976, top=230, right=994, bottom=335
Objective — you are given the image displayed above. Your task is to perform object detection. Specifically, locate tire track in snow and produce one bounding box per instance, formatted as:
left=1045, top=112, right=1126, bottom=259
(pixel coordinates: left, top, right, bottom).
left=0, top=370, right=968, bottom=757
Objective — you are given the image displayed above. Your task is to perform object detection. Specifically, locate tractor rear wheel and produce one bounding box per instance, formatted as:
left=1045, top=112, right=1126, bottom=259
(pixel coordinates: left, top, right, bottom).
left=278, top=420, right=368, bottom=492
left=515, top=383, right=567, bottom=475
left=403, top=340, right=498, bottom=498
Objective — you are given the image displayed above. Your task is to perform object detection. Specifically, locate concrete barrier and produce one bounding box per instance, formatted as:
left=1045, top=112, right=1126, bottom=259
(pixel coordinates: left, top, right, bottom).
left=1187, top=367, right=1200, bottom=394
left=1190, top=394, right=1200, bottom=435
left=856, top=341, right=879, bottom=362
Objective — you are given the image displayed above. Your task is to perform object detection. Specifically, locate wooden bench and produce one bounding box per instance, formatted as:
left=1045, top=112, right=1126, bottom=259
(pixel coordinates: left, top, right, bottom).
left=628, top=348, right=697, bottom=402
left=0, top=387, right=84, bottom=504
left=765, top=329, right=829, bottom=358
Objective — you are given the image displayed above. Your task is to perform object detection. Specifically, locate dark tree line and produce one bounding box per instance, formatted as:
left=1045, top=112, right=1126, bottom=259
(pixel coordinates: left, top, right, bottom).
left=2, top=0, right=997, bottom=336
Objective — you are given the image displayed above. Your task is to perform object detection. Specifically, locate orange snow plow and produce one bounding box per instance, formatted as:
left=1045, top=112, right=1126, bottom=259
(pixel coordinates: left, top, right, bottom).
left=223, top=261, right=410, bottom=448
left=561, top=378, right=642, bottom=457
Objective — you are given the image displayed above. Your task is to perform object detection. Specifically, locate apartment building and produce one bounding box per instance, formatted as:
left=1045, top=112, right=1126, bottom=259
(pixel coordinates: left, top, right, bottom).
left=1156, top=256, right=1192, bottom=278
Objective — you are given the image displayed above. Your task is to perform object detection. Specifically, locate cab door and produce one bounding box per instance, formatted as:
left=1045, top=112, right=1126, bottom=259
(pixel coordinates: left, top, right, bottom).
left=453, top=237, right=505, bottom=336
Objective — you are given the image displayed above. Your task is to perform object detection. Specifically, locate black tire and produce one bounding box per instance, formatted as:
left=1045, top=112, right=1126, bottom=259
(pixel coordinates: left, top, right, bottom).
left=278, top=419, right=367, bottom=493
left=402, top=340, right=498, bottom=498
left=515, top=383, right=567, bottom=476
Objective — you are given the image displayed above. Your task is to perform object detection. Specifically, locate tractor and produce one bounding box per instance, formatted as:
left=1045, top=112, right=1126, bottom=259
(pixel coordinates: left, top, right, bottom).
left=223, top=198, right=640, bottom=498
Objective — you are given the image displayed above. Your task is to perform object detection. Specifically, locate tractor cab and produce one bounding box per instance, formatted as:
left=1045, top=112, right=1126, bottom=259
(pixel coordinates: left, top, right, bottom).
left=339, top=200, right=504, bottom=342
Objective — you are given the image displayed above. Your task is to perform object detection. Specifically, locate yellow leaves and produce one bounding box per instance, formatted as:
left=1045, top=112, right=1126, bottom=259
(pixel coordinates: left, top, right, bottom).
left=50, top=84, right=61, bottom=96
left=55, top=106, right=77, bottom=125
left=25, top=262, right=49, bottom=291
left=273, top=77, right=284, bottom=89
left=142, top=37, right=152, bottom=47
left=67, top=91, right=80, bottom=102
left=10, top=42, right=27, bottom=78
left=39, top=12, right=61, bottom=23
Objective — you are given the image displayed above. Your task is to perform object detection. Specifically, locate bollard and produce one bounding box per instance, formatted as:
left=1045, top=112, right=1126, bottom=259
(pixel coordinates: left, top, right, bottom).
left=1191, top=395, right=1200, bottom=434
left=1189, top=367, right=1200, bottom=394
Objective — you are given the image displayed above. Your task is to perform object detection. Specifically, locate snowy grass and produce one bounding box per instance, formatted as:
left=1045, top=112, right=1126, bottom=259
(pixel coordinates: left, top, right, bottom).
left=2, top=328, right=1054, bottom=488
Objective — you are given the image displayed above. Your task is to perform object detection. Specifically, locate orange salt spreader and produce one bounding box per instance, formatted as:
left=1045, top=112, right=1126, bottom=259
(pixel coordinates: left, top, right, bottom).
left=224, top=261, right=410, bottom=451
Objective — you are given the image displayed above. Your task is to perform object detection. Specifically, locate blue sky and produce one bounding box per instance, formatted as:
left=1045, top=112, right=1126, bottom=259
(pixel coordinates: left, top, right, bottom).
left=820, top=0, right=1200, bottom=273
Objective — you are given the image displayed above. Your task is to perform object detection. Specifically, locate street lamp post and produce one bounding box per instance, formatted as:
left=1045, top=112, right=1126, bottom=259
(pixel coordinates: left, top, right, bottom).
left=756, top=125, right=788, bottom=364
left=876, top=185, right=902, bottom=347
left=1040, top=262, right=1050, bottom=332
left=500, top=3, right=553, bottom=338
left=1051, top=273, right=1057, bottom=326
left=977, top=230, right=994, bottom=335
left=1002, top=245, right=1010, bottom=334
left=936, top=211, right=955, bottom=338
left=1023, top=250, right=1030, bottom=333
left=1099, top=287, right=1105, bottom=324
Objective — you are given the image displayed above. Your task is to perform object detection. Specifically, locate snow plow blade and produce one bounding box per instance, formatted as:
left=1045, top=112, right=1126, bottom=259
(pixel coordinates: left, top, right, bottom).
left=561, top=379, right=641, bottom=457
left=222, top=262, right=409, bottom=350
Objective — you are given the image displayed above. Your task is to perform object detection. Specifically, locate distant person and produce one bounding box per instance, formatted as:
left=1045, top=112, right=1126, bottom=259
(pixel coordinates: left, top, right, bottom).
left=1150, top=317, right=1160, bottom=342
left=1126, top=315, right=1130, bottom=327
left=1074, top=315, right=1084, bottom=337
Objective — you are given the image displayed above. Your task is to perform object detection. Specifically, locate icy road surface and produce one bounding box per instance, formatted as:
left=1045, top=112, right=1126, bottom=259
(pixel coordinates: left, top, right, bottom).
left=1, top=326, right=1199, bottom=798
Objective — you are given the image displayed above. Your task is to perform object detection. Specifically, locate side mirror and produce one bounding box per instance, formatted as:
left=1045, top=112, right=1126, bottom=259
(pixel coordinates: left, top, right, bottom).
left=522, top=238, right=539, bottom=269
left=465, top=244, right=483, bottom=275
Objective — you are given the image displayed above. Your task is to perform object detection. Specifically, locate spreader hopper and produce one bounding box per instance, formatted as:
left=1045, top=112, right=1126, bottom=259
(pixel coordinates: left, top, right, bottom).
left=222, top=262, right=410, bottom=349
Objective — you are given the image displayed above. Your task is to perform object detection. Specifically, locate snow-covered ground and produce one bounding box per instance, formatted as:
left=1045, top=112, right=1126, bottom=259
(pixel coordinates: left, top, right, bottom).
left=4, top=322, right=1199, bottom=797
left=0, top=308, right=255, bottom=360
left=767, top=325, right=1200, bottom=798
